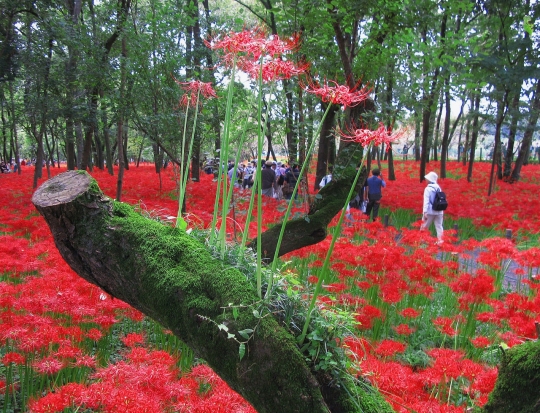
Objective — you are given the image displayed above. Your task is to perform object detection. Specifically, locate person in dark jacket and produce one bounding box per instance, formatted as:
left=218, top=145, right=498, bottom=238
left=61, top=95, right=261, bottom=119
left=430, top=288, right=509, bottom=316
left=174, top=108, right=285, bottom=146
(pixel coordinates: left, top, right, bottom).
left=363, top=168, right=386, bottom=221
left=261, top=160, right=276, bottom=197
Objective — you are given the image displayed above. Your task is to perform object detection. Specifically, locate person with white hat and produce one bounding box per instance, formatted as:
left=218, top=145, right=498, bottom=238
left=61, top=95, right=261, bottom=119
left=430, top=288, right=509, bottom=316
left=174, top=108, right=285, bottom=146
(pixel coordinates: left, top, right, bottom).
left=421, top=171, right=444, bottom=244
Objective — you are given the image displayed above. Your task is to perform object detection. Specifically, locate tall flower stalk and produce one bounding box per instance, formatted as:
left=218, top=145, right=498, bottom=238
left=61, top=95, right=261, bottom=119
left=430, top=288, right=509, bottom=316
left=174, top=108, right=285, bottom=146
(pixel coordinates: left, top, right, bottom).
left=173, top=79, right=217, bottom=230
left=206, top=27, right=306, bottom=296
left=297, top=123, right=402, bottom=344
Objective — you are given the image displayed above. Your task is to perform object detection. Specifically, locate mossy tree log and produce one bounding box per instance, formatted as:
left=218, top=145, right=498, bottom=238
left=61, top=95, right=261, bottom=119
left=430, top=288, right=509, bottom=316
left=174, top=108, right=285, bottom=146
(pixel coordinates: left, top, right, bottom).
left=482, top=339, right=540, bottom=413
left=32, top=171, right=391, bottom=413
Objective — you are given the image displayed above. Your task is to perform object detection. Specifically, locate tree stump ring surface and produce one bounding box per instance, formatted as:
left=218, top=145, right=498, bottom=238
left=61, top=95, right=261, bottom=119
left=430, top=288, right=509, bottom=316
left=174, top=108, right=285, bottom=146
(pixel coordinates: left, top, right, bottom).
left=32, top=171, right=93, bottom=207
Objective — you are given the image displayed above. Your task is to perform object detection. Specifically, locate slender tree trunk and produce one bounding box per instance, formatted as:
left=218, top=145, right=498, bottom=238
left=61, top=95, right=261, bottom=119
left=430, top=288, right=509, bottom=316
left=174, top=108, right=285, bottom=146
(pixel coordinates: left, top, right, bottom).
left=440, top=74, right=451, bottom=178
left=420, top=14, right=447, bottom=181
left=467, top=93, right=481, bottom=183
left=511, top=80, right=540, bottom=181
left=414, top=111, right=421, bottom=161
left=432, top=96, right=443, bottom=162
left=503, top=92, right=520, bottom=178
left=488, top=91, right=509, bottom=195
left=100, top=89, right=114, bottom=175
left=8, top=82, right=21, bottom=175
left=315, top=104, right=338, bottom=189
left=116, top=36, right=127, bottom=201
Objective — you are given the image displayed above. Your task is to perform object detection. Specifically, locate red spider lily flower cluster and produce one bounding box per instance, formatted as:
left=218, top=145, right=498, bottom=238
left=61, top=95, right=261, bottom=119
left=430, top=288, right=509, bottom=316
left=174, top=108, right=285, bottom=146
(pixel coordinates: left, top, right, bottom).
left=239, top=57, right=310, bottom=82
left=302, top=78, right=372, bottom=108
left=173, top=78, right=217, bottom=109
left=205, top=27, right=307, bottom=82
left=338, top=122, right=403, bottom=149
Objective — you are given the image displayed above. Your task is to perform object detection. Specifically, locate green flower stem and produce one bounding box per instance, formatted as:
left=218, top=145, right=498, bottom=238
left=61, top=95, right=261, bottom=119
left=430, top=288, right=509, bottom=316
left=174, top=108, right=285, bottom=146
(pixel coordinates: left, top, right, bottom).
left=217, top=70, right=238, bottom=254
left=177, top=92, right=201, bottom=226
left=255, top=58, right=264, bottom=298
left=298, top=144, right=370, bottom=344
left=176, top=99, right=191, bottom=228
left=239, top=88, right=272, bottom=256
left=220, top=113, right=251, bottom=252
left=210, top=60, right=237, bottom=244
left=268, top=103, right=335, bottom=287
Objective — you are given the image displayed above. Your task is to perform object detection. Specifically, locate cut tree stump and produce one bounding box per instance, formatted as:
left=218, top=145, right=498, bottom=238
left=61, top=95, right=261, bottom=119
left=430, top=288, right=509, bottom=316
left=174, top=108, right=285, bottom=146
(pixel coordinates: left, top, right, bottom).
left=32, top=171, right=391, bottom=413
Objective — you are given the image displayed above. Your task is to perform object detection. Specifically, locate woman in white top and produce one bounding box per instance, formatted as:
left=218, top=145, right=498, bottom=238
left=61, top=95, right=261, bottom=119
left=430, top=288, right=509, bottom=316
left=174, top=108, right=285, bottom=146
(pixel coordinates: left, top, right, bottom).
left=421, top=171, right=444, bottom=244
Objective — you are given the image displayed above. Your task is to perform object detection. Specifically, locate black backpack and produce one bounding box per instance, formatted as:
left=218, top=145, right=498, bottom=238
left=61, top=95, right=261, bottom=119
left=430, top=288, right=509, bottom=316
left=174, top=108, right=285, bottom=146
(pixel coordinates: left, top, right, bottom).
left=432, top=188, right=448, bottom=211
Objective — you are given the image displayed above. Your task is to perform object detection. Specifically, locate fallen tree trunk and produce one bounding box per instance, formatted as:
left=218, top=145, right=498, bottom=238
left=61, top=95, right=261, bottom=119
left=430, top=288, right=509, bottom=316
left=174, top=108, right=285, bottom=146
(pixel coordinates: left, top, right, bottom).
left=32, top=170, right=391, bottom=413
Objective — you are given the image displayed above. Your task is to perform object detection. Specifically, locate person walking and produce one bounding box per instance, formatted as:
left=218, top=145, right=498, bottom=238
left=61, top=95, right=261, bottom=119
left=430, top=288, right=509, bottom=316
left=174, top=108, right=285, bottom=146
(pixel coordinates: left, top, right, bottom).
left=261, top=160, right=276, bottom=197
left=363, top=168, right=385, bottom=221
left=421, top=171, right=444, bottom=245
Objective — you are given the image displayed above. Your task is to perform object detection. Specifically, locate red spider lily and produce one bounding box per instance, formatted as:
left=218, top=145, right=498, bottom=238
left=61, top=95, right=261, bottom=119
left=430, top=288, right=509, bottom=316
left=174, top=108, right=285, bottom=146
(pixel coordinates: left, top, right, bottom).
left=432, top=316, right=458, bottom=337
left=239, top=57, right=309, bottom=82
left=470, top=336, right=491, bottom=348
left=86, top=328, right=103, bottom=341
left=338, top=122, right=403, bottom=149
left=206, top=27, right=300, bottom=60
left=205, top=26, right=268, bottom=57
left=400, top=307, right=421, bottom=318
left=4, top=160, right=540, bottom=413
left=393, top=323, right=415, bottom=335
left=206, top=27, right=306, bottom=83
left=302, top=78, right=371, bottom=108
left=174, top=78, right=217, bottom=109
left=121, top=332, right=146, bottom=348
left=374, top=339, right=407, bottom=357
left=72, top=355, right=97, bottom=369
left=2, top=351, right=26, bottom=365
left=33, top=356, right=65, bottom=375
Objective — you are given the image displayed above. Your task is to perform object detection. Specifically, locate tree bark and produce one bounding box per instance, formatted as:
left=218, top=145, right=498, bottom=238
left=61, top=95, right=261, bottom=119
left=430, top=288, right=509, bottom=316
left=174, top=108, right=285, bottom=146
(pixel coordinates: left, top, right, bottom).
left=32, top=171, right=391, bottom=413
left=511, top=79, right=540, bottom=182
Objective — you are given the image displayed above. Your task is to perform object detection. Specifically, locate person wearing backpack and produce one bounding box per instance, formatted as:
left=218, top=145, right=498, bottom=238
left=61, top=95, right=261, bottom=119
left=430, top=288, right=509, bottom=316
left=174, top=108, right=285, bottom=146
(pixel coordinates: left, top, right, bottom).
left=421, top=171, right=445, bottom=245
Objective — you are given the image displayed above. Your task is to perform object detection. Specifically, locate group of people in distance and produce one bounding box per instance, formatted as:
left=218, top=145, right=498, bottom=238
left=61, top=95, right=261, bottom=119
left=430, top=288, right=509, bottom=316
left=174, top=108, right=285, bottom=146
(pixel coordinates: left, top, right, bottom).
left=209, top=157, right=445, bottom=244
left=320, top=166, right=445, bottom=245
left=222, top=159, right=301, bottom=200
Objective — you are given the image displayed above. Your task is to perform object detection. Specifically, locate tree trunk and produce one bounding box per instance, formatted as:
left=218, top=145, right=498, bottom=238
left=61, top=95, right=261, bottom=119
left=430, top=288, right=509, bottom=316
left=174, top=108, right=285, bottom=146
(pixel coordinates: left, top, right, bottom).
left=314, top=104, right=338, bottom=190
left=99, top=89, right=114, bottom=175
left=32, top=171, right=391, bottom=413
left=440, top=74, right=451, bottom=178
left=488, top=91, right=508, bottom=195
left=503, top=91, right=520, bottom=178
left=511, top=80, right=540, bottom=182
left=467, top=93, right=480, bottom=182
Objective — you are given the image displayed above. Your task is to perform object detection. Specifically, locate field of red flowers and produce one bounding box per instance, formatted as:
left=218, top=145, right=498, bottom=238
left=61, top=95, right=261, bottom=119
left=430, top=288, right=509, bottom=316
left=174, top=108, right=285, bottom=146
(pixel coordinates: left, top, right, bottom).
left=1, top=160, right=540, bottom=413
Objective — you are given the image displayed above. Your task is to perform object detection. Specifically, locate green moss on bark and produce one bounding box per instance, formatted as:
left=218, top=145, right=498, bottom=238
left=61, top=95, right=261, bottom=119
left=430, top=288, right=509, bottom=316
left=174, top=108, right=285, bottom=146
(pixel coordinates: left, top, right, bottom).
left=482, top=340, right=540, bottom=413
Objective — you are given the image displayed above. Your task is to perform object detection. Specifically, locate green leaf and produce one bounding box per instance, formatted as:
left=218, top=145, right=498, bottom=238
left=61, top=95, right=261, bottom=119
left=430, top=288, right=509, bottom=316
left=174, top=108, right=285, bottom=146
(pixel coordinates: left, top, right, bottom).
left=524, top=16, right=533, bottom=36
left=176, top=217, right=188, bottom=231
left=227, top=333, right=235, bottom=339
left=252, top=309, right=261, bottom=318
left=217, top=323, right=228, bottom=332
left=232, top=307, right=239, bottom=320
left=238, top=328, right=254, bottom=339
left=304, top=216, right=310, bottom=223
left=239, top=343, right=246, bottom=361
